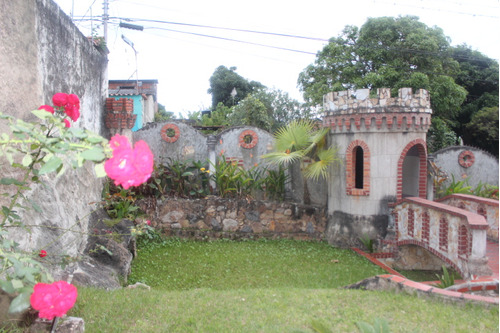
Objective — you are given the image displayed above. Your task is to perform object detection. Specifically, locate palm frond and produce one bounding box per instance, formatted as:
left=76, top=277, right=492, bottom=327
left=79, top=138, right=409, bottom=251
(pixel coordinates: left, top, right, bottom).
left=261, top=151, right=304, bottom=166
left=303, top=147, right=340, bottom=180
left=273, top=120, right=314, bottom=152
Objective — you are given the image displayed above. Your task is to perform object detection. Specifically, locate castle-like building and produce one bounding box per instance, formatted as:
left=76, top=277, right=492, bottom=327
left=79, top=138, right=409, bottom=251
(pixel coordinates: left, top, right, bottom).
left=322, top=88, right=432, bottom=246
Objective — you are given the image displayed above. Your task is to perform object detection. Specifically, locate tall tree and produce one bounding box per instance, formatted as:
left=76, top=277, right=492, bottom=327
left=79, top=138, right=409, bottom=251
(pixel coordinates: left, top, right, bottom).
left=297, top=16, right=467, bottom=121
left=450, top=45, right=499, bottom=151
left=207, top=66, right=265, bottom=109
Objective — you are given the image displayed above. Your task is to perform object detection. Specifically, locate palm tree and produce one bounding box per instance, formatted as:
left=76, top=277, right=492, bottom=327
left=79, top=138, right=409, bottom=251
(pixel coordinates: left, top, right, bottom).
left=261, top=120, right=339, bottom=181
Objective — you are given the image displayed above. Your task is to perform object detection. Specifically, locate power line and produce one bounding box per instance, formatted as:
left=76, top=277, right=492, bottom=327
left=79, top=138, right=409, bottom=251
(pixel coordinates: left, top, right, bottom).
left=113, top=17, right=329, bottom=42
left=142, top=26, right=318, bottom=55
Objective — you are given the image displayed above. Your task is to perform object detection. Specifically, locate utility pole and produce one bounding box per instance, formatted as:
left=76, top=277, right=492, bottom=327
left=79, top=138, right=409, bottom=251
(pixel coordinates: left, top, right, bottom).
left=103, top=0, right=109, bottom=44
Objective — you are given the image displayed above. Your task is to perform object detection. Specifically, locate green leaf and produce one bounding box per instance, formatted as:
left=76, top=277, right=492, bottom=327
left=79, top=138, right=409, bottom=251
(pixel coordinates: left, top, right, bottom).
left=0, top=178, right=25, bottom=186
left=22, top=154, right=33, bottom=167
left=38, top=156, right=63, bottom=175
left=9, top=291, right=31, bottom=314
left=31, top=109, right=53, bottom=120
left=0, top=280, right=15, bottom=294
left=94, top=162, right=107, bottom=178
left=11, top=279, right=23, bottom=290
left=81, top=147, right=106, bottom=162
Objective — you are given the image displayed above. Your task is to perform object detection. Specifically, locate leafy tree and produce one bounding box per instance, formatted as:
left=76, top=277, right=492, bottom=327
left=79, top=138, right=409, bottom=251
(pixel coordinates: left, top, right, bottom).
left=228, top=95, right=272, bottom=131
left=450, top=45, right=499, bottom=151
left=201, top=102, right=231, bottom=128
left=427, top=117, right=458, bottom=153
left=297, top=16, right=467, bottom=121
left=154, top=103, right=175, bottom=122
left=252, top=89, right=314, bottom=131
left=466, top=106, right=499, bottom=156
left=207, top=66, right=265, bottom=109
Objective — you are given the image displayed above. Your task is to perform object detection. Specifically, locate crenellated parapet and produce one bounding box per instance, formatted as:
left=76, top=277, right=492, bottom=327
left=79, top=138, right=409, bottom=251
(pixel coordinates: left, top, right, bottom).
left=322, top=88, right=432, bottom=133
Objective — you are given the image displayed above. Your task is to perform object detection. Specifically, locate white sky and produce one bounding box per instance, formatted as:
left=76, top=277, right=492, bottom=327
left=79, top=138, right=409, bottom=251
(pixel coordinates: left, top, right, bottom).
left=54, top=0, right=500, bottom=116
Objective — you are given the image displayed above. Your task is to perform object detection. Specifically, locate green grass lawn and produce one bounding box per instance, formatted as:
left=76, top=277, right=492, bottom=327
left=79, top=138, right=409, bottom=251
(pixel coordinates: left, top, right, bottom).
left=67, top=238, right=498, bottom=332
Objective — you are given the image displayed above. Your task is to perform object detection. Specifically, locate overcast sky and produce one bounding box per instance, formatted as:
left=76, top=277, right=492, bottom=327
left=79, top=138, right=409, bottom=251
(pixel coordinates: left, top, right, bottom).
left=54, top=0, right=499, bottom=116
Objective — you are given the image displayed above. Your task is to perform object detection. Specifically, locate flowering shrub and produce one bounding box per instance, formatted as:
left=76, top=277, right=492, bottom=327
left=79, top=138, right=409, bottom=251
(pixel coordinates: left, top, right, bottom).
left=0, top=93, right=154, bottom=320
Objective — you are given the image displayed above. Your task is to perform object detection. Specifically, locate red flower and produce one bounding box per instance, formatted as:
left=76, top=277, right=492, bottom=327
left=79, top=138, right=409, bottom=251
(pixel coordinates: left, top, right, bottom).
left=104, top=135, right=154, bottom=189
left=63, top=119, right=71, bottom=128
left=39, top=250, right=47, bottom=258
left=30, top=281, right=78, bottom=320
left=38, top=105, right=54, bottom=114
left=52, top=93, right=68, bottom=107
left=51, top=93, right=80, bottom=122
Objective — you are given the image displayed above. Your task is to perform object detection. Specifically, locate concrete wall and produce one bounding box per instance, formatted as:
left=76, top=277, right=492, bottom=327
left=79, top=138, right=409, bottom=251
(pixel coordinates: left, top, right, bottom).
left=431, top=146, right=499, bottom=188
left=0, top=0, right=108, bottom=257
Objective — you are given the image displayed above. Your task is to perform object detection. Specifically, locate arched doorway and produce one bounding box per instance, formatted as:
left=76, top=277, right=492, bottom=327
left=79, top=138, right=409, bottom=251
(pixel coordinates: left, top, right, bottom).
left=397, top=139, right=427, bottom=200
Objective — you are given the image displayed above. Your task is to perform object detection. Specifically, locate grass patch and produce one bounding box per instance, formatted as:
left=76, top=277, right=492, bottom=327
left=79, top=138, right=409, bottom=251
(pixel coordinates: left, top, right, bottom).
left=128, top=238, right=385, bottom=290
left=70, top=287, right=498, bottom=332
left=65, top=238, right=498, bottom=332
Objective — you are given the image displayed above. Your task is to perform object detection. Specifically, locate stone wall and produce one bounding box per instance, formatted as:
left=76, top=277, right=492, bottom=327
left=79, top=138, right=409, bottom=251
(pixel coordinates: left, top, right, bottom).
left=0, top=0, right=108, bottom=257
left=436, top=194, right=499, bottom=241
left=140, top=197, right=327, bottom=240
left=430, top=146, right=499, bottom=189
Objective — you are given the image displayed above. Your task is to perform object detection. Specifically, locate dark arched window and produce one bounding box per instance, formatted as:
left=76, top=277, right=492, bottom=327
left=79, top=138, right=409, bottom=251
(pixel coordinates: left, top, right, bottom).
left=346, top=140, right=370, bottom=196
left=355, top=146, right=364, bottom=189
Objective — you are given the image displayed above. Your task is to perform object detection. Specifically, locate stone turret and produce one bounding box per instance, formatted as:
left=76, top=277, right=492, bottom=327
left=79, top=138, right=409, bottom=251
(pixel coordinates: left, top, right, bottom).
left=323, top=88, right=432, bottom=248
left=323, top=88, right=432, bottom=133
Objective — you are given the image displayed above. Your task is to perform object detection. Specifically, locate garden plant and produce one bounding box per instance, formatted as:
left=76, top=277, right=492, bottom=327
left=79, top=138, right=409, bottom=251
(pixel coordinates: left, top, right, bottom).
left=0, top=93, right=154, bottom=329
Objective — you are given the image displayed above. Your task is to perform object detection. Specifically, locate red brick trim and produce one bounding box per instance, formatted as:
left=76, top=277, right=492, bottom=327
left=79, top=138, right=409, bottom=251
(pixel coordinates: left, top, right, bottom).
left=161, top=123, right=180, bottom=143
left=396, top=139, right=427, bottom=201
left=345, top=140, right=370, bottom=196
left=239, top=130, right=258, bottom=149
left=402, top=197, right=489, bottom=230
left=458, top=150, right=475, bottom=168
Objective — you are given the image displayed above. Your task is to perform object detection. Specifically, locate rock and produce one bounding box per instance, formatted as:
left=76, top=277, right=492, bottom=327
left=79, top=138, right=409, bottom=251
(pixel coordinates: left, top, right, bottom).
left=127, top=282, right=151, bottom=290
left=222, top=219, right=238, bottom=231
left=245, top=211, right=260, bottom=222
left=55, top=317, right=85, bottom=333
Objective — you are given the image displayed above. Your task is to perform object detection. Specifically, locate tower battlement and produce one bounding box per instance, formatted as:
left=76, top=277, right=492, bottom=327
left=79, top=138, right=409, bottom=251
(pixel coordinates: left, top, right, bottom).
left=323, top=88, right=432, bottom=114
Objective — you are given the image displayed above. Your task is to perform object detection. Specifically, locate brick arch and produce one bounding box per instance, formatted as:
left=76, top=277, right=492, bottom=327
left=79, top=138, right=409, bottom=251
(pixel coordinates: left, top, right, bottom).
left=396, top=139, right=427, bottom=201
left=346, top=139, right=370, bottom=196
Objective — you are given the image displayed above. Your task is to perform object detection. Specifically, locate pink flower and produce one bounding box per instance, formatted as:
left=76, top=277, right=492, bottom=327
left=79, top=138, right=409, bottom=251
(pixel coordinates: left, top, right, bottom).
left=63, top=119, right=71, bottom=128
left=52, top=93, right=68, bottom=107
left=30, top=281, right=78, bottom=320
left=104, top=135, right=154, bottom=189
left=38, top=105, right=54, bottom=114
left=109, top=134, right=132, bottom=151
left=146, top=220, right=151, bottom=226
left=39, top=250, right=47, bottom=258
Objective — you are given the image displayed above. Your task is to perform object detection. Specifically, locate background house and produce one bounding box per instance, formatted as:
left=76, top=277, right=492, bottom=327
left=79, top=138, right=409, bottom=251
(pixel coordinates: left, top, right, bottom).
left=108, top=79, right=159, bottom=131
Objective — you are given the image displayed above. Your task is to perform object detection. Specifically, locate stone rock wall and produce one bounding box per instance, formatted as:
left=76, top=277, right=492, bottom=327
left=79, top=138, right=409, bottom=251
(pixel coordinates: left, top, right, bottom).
left=140, top=197, right=327, bottom=240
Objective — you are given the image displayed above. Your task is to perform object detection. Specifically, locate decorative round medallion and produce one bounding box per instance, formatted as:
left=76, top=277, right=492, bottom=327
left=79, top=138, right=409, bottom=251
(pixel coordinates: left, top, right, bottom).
left=458, top=150, right=474, bottom=168
left=239, top=130, right=258, bottom=149
left=161, top=123, right=180, bottom=143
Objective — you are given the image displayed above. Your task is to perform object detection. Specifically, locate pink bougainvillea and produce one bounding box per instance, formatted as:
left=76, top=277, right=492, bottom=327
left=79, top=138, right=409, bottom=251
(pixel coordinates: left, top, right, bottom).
left=104, top=134, right=154, bottom=189
left=30, top=281, right=78, bottom=320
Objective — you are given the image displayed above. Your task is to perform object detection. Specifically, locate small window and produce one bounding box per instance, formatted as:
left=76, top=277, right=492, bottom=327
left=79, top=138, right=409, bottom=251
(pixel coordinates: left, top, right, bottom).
left=346, top=140, right=370, bottom=196
left=355, top=146, right=364, bottom=189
